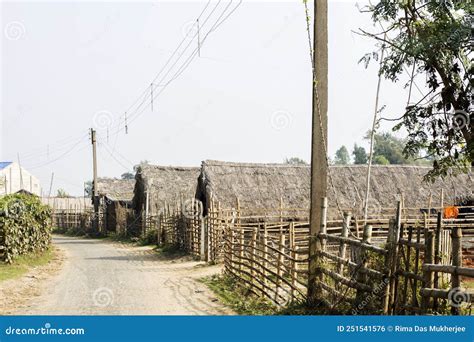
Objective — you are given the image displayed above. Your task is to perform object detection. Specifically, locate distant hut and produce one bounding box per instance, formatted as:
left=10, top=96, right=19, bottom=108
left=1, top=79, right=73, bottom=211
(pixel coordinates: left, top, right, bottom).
left=132, top=165, right=200, bottom=235
left=195, top=160, right=474, bottom=218
left=96, top=178, right=135, bottom=234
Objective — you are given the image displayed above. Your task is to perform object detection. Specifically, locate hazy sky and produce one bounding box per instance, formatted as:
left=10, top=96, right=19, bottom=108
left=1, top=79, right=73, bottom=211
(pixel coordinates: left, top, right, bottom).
left=1, top=0, right=421, bottom=195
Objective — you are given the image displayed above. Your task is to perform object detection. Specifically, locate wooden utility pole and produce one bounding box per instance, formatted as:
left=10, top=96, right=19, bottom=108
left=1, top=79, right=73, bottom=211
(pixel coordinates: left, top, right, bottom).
left=48, top=172, right=54, bottom=197
left=308, top=0, right=328, bottom=306
left=91, top=128, right=99, bottom=234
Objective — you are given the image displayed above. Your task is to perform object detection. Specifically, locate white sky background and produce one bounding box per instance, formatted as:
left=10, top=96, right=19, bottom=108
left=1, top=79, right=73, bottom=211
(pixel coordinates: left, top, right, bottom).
left=1, top=0, right=422, bottom=196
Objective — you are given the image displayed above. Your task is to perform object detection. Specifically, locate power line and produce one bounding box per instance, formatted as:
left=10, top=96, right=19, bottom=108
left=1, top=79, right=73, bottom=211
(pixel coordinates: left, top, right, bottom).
left=104, top=0, right=215, bottom=136
left=112, top=0, right=225, bottom=132
left=124, top=0, right=241, bottom=130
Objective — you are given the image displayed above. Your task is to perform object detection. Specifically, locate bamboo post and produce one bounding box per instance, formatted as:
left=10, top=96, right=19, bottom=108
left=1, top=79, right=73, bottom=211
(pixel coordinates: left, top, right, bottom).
left=229, top=227, right=235, bottom=276
left=383, top=218, right=396, bottom=314
left=401, top=225, right=413, bottom=314
left=289, top=222, right=297, bottom=301
left=217, top=200, right=221, bottom=261
left=354, top=215, right=360, bottom=238
left=263, top=222, right=268, bottom=285
left=209, top=198, right=214, bottom=261
left=388, top=201, right=402, bottom=313
left=250, top=228, right=258, bottom=280
left=355, top=225, right=373, bottom=310
left=433, top=211, right=442, bottom=310
left=412, top=225, right=421, bottom=309
left=239, top=226, right=244, bottom=272
left=200, top=201, right=207, bottom=261
left=279, top=196, right=283, bottom=235
left=451, top=227, right=462, bottom=315
left=275, top=234, right=286, bottom=303
left=392, top=223, right=405, bottom=313
left=421, top=230, right=435, bottom=312
left=337, top=212, right=351, bottom=275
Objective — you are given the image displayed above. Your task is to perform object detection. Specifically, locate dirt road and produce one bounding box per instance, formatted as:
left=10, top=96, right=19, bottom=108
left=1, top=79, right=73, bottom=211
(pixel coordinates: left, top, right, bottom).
left=2, top=236, right=233, bottom=315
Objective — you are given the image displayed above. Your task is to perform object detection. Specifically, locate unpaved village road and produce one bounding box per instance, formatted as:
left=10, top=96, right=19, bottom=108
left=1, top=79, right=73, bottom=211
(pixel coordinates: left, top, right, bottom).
left=2, top=236, right=233, bottom=315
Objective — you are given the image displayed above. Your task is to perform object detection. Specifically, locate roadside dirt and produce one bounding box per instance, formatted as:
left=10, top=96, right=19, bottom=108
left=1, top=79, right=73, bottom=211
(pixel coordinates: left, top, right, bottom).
left=1, top=236, right=233, bottom=315
left=0, top=246, right=65, bottom=315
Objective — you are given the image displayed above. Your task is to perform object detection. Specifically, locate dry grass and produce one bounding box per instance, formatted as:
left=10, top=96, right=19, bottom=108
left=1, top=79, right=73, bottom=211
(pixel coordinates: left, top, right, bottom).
left=0, top=248, right=55, bottom=283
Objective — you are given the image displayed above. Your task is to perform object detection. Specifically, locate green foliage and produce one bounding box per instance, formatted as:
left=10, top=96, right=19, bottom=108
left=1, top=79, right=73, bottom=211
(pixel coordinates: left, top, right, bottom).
left=0, top=248, right=54, bottom=282
left=121, top=172, right=134, bottom=180
left=201, top=274, right=278, bottom=315
left=0, top=194, right=52, bottom=263
left=334, top=146, right=351, bottom=165
left=56, top=188, right=70, bottom=198
left=360, top=0, right=473, bottom=179
left=284, top=157, right=308, bottom=165
left=353, top=144, right=368, bottom=164
left=140, top=229, right=159, bottom=245
left=370, top=132, right=407, bottom=164
left=374, top=155, right=390, bottom=165
left=365, top=131, right=432, bottom=165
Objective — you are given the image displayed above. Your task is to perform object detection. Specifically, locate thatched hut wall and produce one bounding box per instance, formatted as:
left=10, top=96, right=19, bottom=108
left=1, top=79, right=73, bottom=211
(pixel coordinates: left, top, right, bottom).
left=196, top=160, right=473, bottom=218
left=96, top=178, right=135, bottom=233
left=132, top=165, right=200, bottom=221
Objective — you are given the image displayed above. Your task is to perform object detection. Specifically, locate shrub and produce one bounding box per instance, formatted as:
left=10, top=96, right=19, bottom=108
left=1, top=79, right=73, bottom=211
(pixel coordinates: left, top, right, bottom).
left=0, top=194, right=52, bottom=263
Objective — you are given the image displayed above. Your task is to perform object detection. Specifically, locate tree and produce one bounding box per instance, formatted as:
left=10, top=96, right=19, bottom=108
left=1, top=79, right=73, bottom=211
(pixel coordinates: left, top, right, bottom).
left=121, top=172, right=134, bottom=180
left=359, top=0, right=473, bottom=180
left=373, top=155, right=390, bottom=165
left=56, top=188, right=70, bottom=198
left=365, top=131, right=433, bottom=165
left=284, top=157, right=308, bottom=165
left=334, top=146, right=351, bottom=165
left=370, top=131, right=408, bottom=164
left=353, top=144, right=368, bottom=164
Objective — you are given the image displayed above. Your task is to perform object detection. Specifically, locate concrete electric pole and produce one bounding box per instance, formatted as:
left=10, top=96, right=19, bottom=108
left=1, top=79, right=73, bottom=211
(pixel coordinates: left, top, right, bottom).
left=308, top=0, right=328, bottom=306
left=91, top=128, right=99, bottom=234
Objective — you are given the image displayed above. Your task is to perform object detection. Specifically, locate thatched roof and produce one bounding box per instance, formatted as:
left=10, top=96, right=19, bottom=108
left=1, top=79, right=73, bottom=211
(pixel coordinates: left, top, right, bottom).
left=196, top=161, right=473, bottom=215
left=196, top=160, right=310, bottom=211
left=96, top=178, right=135, bottom=202
left=329, top=165, right=473, bottom=211
left=134, top=165, right=200, bottom=214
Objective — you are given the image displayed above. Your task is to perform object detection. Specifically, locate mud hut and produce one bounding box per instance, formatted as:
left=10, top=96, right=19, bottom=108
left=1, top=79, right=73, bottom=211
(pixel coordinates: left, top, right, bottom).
left=195, top=161, right=473, bottom=218
left=132, top=165, right=200, bottom=234
left=96, top=178, right=135, bottom=234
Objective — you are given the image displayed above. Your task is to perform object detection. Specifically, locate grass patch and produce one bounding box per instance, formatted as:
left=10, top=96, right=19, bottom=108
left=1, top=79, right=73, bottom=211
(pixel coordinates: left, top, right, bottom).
left=463, top=278, right=474, bottom=290
left=200, top=274, right=279, bottom=315
left=154, top=244, right=190, bottom=260
left=0, top=248, right=54, bottom=283
left=201, top=274, right=326, bottom=315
